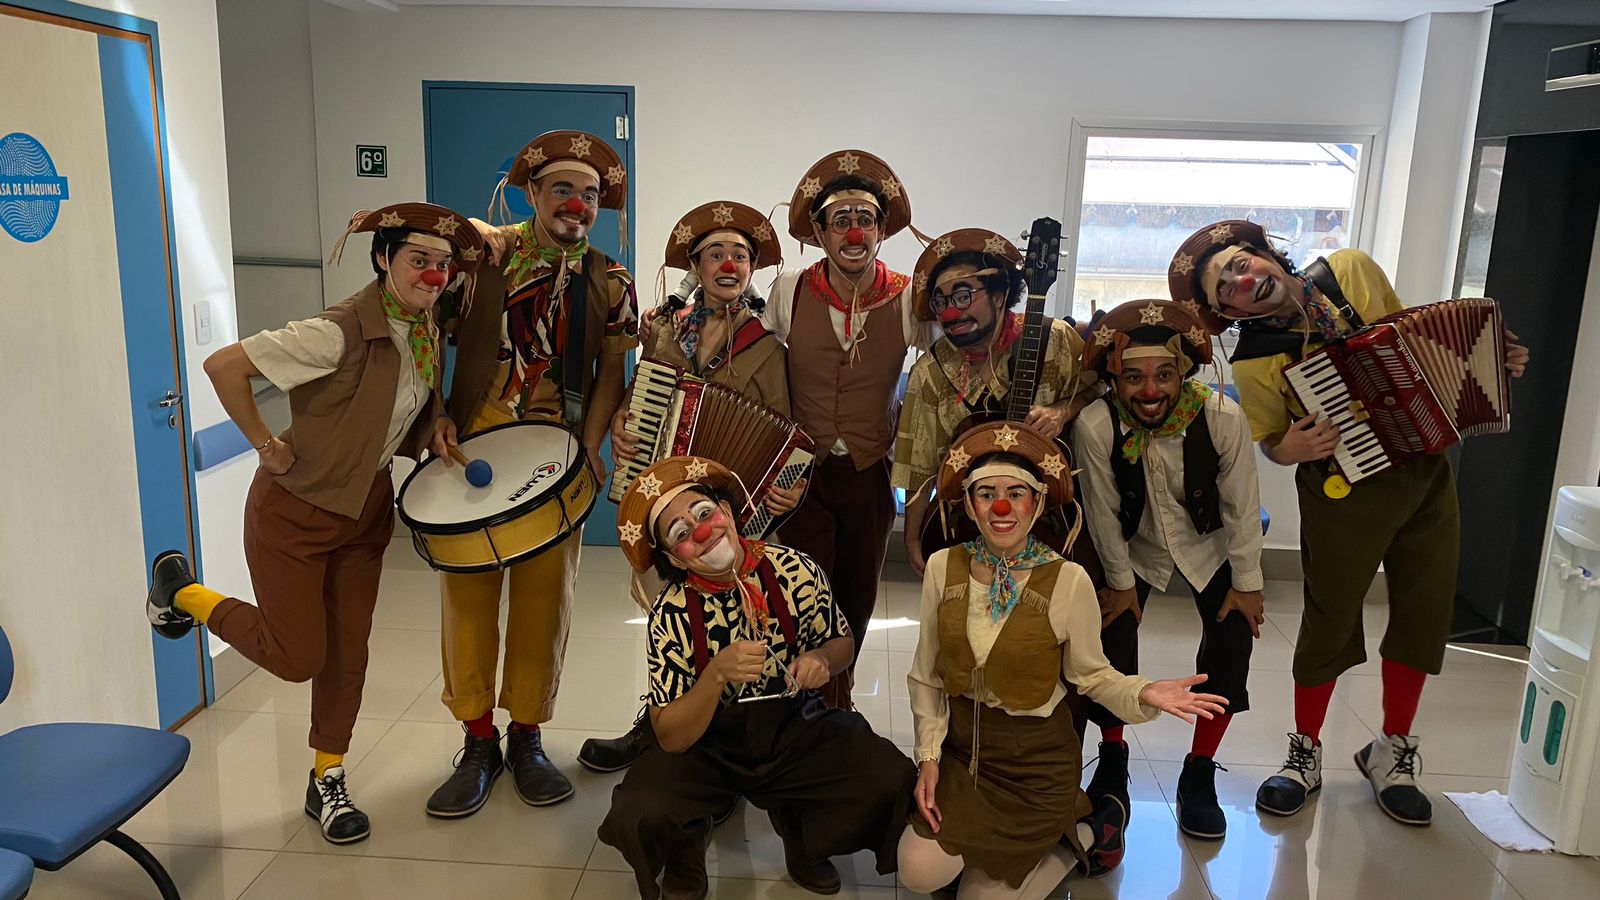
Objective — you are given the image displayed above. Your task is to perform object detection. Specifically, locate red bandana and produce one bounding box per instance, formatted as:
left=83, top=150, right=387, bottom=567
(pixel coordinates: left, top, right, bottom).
left=685, top=539, right=771, bottom=632
left=954, top=313, right=1024, bottom=404
left=804, top=259, right=909, bottom=340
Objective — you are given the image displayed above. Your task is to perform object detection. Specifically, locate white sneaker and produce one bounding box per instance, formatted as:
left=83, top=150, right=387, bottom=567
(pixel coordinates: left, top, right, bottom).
left=1355, top=733, right=1432, bottom=825
left=304, top=766, right=371, bottom=844
left=1256, top=732, right=1322, bottom=816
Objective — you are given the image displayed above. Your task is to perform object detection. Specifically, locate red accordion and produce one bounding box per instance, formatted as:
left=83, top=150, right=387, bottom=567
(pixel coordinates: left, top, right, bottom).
left=1283, top=298, right=1510, bottom=485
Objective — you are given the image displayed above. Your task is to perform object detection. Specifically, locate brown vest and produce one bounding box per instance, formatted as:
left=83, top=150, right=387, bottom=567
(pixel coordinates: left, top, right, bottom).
left=445, top=245, right=619, bottom=434
left=644, top=309, right=791, bottom=416
left=936, top=545, right=1065, bottom=710
left=274, top=281, right=438, bottom=519
left=785, top=279, right=908, bottom=470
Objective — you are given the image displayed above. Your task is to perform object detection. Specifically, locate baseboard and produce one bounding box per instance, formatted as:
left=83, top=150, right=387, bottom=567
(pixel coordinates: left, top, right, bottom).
left=209, top=643, right=256, bottom=702
left=1262, top=547, right=1303, bottom=582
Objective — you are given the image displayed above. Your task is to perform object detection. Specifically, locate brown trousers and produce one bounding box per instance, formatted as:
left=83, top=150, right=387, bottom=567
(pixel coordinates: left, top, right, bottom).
left=209, top=468, right=394, bottom=754
left=779, top=453, right=896, bottom=708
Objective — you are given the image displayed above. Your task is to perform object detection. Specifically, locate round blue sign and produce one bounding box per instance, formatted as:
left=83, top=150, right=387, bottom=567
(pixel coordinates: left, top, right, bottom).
left=0, top=132, right=70, bottom=243
left=497, top=155, right=534, bottom=219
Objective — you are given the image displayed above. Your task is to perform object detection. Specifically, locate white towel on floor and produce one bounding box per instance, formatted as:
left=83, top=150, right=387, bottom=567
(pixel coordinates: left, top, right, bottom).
left=1444, top=791, right=1554, bottom=853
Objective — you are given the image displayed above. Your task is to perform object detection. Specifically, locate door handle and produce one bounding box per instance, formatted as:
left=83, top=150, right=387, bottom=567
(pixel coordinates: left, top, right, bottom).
left=159, top=390, right=183, bottom=408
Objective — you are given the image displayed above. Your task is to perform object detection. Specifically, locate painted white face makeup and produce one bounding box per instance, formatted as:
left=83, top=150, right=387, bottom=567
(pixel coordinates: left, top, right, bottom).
left=969, top=475, right=1038, bottom=551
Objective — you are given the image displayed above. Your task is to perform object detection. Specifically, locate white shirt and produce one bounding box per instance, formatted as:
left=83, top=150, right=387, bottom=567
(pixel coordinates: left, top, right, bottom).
left=241, top=315, right=431, bottom=467
left=1072, top=391, right=1265, bottom=594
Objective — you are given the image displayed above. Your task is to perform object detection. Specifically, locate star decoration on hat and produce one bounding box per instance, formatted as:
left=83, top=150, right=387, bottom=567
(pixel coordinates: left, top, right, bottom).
left=378, top=211, right=406, bottom=228
left=983, top=234, right=1009, bottom=256
left=1093, top=324, right=1116, bottom=347
left=674, top=222, right=695, bottom=245
left=636, top=472, right=663, bottom=500
left=1139, top=302, right=1165, bottom=325
left=945, top=446, right=971, bottom=471
left=995, top=425, right=1020, bottom=449
left=1040, top=453, right=1067, bottom=478
left=1208, top=223, right=1234, bottom=244
left=569, top=134, right=594, bottom=158
left=1172, top=253, right=1195, bottom=276
left=934, top=236, right=955, bottom=257
left=914, top=271, right=929, bottom=292
left=618, top=521, right=643, bottom=546
left=434, top=216, right=461, bottom=236
left=1187, top=326, right=1209, bottom=346
left=799, top=177, right=822, bottom=199
left=523, top=147, right=547, bottom=168
left=881, top=177, right=902, bottom=200
left=711, top=204, right=735, bottom=226
left=835, top=151, right=862, bottom=175
left=461, top=246, right=481, bottom=262
left=605, top=165, right=626, bottom=186
left=753, top=222, right=773, bottom=241
left=684, top=459, right=709, bottom=480
left=1180, top=298, right=1202, bottom=315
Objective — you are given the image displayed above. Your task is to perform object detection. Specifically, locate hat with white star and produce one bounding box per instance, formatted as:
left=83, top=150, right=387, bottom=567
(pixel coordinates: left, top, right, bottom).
left=910, top=228, right=1023, bottom=322
left=1168, top=219, right=1293, bottom=333
left=327, top=201, right=487, bottom=272
left=616, top=455, right=749, bottom=573
left=787, top=148, right=912, bottom=246
left=1080, top=298, right=1213, bottom=379
left=664, top=200, right=784, bottom=272
left=937, top=421, right=1073, bottom=511
left=504, top=130, right=627, bottom=210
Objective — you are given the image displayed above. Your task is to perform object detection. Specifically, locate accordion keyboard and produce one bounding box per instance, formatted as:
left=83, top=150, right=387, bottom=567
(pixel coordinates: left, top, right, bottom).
left=608, top=359, right=682, bottom=503
left=1283, top=354, right=1393, bottom=483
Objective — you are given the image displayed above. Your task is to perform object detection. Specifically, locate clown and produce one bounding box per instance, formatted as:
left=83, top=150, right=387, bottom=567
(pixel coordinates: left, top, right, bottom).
left=1070, top=299, right=1265, bottom=852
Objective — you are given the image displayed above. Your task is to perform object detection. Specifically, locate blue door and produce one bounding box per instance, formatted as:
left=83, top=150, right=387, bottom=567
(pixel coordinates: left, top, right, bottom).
left=3, top=1, right=207, bottom=728
left=423, top=81, right=635, bottom=546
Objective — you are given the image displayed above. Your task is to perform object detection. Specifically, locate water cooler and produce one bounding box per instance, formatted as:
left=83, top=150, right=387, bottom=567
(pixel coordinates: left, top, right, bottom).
left=1509, top=486, right=1600, bottom=855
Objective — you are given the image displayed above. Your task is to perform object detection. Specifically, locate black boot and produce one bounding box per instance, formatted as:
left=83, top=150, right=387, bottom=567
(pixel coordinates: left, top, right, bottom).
left=770, top=807, right=841, bottom=895
left=425, top=727, right=504, bottom=818
left=1085, top=739, right=1132, bottom=822
left=1177, top=754, right=1228, bottom=840
left=146, top=550, right=197, bottom=640
left=506, top=725, right=574, bottom=806
left=577, top=708, right=654, bottom=773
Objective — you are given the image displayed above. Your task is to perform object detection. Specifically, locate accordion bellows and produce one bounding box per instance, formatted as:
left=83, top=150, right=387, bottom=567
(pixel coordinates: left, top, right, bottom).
left=610, top=359, right=816, bottom=537
left=1284, top=298, right=1510, bottom=485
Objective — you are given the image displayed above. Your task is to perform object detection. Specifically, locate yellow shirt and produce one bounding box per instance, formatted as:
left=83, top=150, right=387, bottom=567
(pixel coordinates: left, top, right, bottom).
left=1231, top=249, right=1404, bottom=442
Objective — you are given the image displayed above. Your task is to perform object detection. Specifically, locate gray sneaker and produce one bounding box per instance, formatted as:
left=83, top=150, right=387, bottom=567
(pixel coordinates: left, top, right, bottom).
left=1355, top=733, right=1432, bottom=825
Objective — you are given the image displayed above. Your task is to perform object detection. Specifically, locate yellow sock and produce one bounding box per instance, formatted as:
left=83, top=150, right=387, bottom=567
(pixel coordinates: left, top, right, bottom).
left=314, top=751, right=344, bottom=779
left=174, top=584, right=225, bottom=624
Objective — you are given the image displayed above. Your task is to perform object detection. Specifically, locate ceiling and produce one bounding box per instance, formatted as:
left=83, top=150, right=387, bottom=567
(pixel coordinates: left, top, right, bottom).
left=367, top=0, right=1500, bottom=24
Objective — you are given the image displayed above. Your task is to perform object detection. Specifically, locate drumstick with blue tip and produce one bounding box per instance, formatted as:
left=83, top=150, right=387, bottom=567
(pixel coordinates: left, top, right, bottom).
left=446, top=445, right=494, bottom=488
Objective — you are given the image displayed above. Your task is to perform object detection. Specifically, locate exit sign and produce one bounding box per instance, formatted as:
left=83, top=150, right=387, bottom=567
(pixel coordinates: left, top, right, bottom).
left=356, top=145, right=387, bottom=178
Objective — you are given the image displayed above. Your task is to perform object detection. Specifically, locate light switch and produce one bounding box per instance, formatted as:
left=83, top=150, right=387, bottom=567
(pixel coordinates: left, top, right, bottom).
left=195, top=298, right=212, bottom=344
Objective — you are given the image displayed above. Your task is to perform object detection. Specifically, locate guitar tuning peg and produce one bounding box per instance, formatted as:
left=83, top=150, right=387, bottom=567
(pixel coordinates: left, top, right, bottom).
left=1020, top=231, right=1031, bottom=241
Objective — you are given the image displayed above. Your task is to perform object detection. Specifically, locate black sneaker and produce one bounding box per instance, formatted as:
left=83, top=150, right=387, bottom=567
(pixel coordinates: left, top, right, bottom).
left=1257, top=732, right=1323, bottom=817
left=1081, top=793, right=1128, bottom=878
left=577, top=708, right=653, bottom=773
left=305, top=766, right=370, bottom=844
left=146, top=550, right=197, bottom=640
left=1085, top=740, right=1132, bottom=824
left=1176, top=754, right=1228, bottom=840
left=506, top=726, right=574, bottom=806
left=425, top=727, right=504, bottom=818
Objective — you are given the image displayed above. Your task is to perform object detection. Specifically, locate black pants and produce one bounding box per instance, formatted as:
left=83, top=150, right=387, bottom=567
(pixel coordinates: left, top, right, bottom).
left=1088, top=562, right=1254, bottom=729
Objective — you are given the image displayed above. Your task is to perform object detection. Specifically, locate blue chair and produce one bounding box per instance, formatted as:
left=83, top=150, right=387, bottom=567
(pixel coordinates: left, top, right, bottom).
left=0, top=848, right=30, bottom=900
left=0, top=624, right=190, bottom=899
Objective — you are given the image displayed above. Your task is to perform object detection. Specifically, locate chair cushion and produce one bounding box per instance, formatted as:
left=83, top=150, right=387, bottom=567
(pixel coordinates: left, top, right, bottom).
left=0, top=847, right=30, bottom=900
left=0, top=723, right=188, bottom=866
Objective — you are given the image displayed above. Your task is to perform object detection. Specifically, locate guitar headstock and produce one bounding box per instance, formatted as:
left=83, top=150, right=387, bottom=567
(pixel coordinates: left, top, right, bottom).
left=1022, top=217, right=1062, bottom=298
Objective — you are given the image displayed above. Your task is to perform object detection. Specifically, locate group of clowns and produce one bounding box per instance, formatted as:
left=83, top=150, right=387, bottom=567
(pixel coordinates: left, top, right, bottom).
left=142, top=131, right=1530, bottom=899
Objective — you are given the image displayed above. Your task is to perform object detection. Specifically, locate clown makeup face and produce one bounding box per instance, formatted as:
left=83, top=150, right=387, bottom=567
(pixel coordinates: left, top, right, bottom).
left=930, top=263, right=1002, bottom=349
left=694, top=238, right=754, bottom=306
left=377, top=240, right=454, bottom=314
left=969, top=475, right=1038, bottom=556
left=1210, top=248, right=1298, bottom=319
left=1115, top=354, right=1182, bottom=429
left=813, top=200, right=881, bottom=276
left=656, top=490, right=744, bottom=579
left=528, top=171, right=601, bottom=245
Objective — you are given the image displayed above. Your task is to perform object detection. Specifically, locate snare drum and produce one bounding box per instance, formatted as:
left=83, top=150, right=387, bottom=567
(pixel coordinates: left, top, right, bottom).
left=396, top=421, right=598, bottom=573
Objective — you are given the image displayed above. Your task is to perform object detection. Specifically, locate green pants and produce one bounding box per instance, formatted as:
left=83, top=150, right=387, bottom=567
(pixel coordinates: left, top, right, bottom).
left=1294, top=453, right=1459, bottom=686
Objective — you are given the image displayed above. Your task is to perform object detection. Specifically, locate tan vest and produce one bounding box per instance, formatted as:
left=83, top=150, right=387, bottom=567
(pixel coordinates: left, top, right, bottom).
left=274, top=281, right=438, bottom=519
left=643, top=308, right=791, bottom=416
left=785, top=280, right=908, bottom=470
left=936, top=545, right=1064, bottom=710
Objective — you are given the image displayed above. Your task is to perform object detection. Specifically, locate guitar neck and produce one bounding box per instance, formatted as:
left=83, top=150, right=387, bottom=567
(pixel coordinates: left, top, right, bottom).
left=1005, top=291, right=1048, bottom=421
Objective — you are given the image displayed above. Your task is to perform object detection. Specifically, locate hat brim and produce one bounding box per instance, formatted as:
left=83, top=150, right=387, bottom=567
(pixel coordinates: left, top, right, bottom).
left=786, top=149, right=911, bottom=246
left=616, top=456, right=749, bottom=573
left=664, top=201, right=783, bottom=271
left=911, top=229, right=1023, bottom=321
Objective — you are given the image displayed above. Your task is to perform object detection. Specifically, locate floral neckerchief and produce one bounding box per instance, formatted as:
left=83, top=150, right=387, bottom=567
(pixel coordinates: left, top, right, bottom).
left=1116, top=380, right=1214, bottom=463
left=1257, top=280, right=1347, bottom=343
left=380, top=289, right=437, bottom=384
left=677, top=296, right=745, bottom=365
left=503, top=220, right=588, bottom=292
left=684, top=539, right=771, bottom=636
left=964, top=535, right=1062, bottom=623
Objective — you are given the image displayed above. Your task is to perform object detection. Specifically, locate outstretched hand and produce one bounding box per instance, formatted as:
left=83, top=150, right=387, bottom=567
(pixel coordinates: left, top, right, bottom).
left=1138, top=674, right=1229, bottom=725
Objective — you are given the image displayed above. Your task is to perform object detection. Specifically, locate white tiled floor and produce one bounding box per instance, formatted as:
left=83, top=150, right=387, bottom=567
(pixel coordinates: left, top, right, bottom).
left=28, top=541, right=1600, bottom=898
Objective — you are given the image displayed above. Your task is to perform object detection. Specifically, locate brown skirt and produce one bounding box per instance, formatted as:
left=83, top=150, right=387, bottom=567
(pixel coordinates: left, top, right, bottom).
left=911, top=694, right=1090, bottom=887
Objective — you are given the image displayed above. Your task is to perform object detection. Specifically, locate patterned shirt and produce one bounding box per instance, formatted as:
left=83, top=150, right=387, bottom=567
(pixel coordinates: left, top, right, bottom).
left=646, top=544, right=847, bottom=706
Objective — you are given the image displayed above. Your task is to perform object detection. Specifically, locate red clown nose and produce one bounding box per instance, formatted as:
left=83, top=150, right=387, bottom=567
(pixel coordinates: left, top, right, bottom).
left=938, top=307, right=962, bottom=324
left=419, top=270, right=446, bottom=288
left=1235, top=274, right=1256, bottom=296
left=561, top=198, right=587, bottom=215
left=845, top=227, right=866, bottom=245
left=992, top=499, right=1013, bottom=517
left=692, top=521, right=715, bottom=543
left=719, top=259, right=738, bottom=274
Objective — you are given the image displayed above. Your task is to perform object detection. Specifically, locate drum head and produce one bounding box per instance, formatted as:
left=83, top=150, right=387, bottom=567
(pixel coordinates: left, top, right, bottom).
left=398, top=421, right=583, bottom=533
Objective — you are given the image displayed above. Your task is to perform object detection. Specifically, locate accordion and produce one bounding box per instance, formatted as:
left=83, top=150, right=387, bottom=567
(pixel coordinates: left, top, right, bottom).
left=609, top=358, right=816, bottom=537
left=1283, top=298, right=1510, bottom=486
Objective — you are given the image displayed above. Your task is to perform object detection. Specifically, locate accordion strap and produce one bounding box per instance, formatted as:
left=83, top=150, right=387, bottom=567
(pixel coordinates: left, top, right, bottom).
left=1304, top=257, right=1364, bottom=330
left=701, top=317, right=773, bottom=378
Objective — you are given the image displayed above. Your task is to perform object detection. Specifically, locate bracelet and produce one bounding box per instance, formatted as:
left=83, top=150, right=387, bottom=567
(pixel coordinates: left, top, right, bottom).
left=254, top=438, right=273, bottom=452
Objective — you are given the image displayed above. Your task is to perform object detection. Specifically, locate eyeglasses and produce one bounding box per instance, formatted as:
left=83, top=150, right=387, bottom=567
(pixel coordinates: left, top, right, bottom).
left=549, top=184, right=601, bottom=207
left=826, top=212, right=880, bottom=234
left=929, top=285, right=986, bottom=313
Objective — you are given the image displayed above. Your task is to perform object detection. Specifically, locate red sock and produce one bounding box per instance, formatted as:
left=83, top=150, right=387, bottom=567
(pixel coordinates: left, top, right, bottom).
left=464, top=711, right=496, bottom=739
left=1381, top=659, right=1427, bottom=737
left=1190, top=713, right=1232, bottom=758
left=1294, top=681, right=1337, bottom=743
left=1101, top=725, right=1125, bottom=745
left=508, top=721, right=537, bottom=735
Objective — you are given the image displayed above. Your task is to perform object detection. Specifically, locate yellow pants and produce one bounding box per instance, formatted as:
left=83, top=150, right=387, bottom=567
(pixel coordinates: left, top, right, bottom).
left=438, top=401, right=583, bottom=725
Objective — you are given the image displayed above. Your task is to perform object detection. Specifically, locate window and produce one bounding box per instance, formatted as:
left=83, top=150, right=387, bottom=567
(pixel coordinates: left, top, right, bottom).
left=1062, top=129, right=1374, bottom=323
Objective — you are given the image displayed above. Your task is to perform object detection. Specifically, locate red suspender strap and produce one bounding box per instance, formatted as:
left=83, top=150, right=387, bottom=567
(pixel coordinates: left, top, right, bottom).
left=686, top=586, right=712, bottom=676
left=757, top=559, right=799, bottom=649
